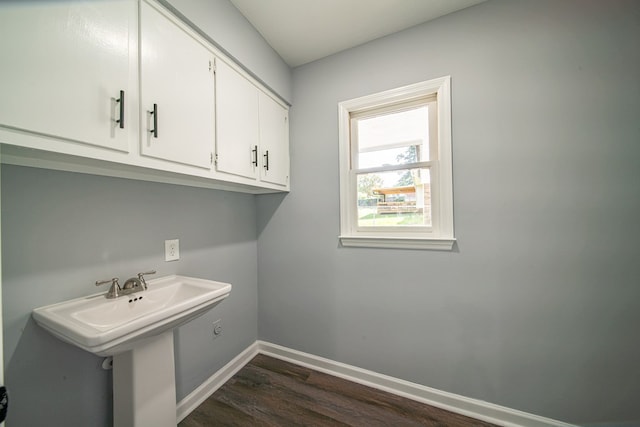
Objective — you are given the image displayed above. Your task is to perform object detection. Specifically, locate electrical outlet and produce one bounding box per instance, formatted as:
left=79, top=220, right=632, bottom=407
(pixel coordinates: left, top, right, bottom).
left=165, top=239, right=180, bottom=261
left=212, top=319, right=222, bottom=338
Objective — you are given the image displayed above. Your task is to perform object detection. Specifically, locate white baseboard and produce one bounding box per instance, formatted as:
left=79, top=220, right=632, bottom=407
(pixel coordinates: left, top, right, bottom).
left=579, top=423, right=640, bottom=427
left=257, top=341, right=577, bottom=427
left=176, top=342, right=259, bottom=423
left=177, top=340, right=576, bottom=427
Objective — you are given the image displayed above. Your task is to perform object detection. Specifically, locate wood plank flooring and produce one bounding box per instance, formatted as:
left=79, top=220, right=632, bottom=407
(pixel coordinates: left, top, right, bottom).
left=179, top=354, right=499, bottom=427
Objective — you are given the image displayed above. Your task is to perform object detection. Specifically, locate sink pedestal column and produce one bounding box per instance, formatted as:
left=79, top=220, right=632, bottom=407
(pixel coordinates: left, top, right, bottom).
left=113, top=330, right=176, bottom=427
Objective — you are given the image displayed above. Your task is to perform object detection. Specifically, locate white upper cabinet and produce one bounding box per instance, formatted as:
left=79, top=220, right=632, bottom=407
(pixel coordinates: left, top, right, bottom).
left=0, top=0, right=289, bottom=193
left=0, top=1, right=136, bottom=152
left=215, top=59, right=260, bottom=180
left=259, top=92, right=290, bottom=187
left=215, top=59, right=290, bottom=189
left=139, top=1, right=215, bottom=169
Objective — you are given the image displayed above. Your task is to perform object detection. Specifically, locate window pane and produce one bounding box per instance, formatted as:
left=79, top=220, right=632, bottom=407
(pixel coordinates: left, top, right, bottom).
left=358, top=146, right=418, bottom=169
left=356, top=106, right=429, bottom=168
left=356, top=168, right=431, bottom=227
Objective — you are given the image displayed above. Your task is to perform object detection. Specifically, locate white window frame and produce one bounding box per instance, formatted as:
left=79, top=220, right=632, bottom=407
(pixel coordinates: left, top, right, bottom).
left=338, top=76, right=455, bottom=250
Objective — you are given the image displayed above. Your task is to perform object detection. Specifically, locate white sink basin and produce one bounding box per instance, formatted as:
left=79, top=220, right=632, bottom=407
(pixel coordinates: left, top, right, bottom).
left=32, top=275, right=231, bottom=356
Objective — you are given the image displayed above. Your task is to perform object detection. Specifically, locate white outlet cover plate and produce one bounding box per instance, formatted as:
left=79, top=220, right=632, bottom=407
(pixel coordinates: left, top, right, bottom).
left=165, top=239, right=180, bottom=261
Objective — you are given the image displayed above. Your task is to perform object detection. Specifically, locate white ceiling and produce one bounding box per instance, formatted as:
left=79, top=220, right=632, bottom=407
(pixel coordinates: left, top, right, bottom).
left=229, top=0, right=486, bottom=67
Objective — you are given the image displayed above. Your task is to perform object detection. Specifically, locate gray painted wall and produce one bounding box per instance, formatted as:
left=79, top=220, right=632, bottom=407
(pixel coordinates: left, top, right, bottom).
left=164, top=0, right=293, bottom=103
left=2, top=165, right=258, bottom=426
left=256, top=0, right=640, bottom=424
left=2, top=0, right=290, bottom=424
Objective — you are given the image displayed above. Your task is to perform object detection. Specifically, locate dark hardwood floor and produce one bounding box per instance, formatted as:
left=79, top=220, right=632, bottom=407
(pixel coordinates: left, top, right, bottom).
left=179, top=354, right=499, bottom=427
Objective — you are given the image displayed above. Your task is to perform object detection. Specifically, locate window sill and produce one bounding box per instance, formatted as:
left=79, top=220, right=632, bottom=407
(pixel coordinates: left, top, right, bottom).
left=339, top=235, right=456, bottom=251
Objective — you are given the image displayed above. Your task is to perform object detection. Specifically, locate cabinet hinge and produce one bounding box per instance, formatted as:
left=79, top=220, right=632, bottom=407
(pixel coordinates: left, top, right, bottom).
left=210, top=58, right=216, bottom=74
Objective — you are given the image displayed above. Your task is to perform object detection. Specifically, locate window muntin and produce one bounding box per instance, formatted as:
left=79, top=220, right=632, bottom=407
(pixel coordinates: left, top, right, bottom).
left=338, top=76, right=454, bottom=250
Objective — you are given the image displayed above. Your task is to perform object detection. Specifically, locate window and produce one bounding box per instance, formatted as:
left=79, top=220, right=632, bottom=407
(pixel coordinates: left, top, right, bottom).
left=338, top=76, right=454, bottom=250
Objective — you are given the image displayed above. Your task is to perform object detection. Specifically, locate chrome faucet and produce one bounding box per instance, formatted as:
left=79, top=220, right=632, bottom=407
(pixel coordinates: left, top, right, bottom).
left=95, top=277, right=121, bottom=299
left=137, top=270, right=156, bottom=290
left=96, top=270, right=156, bottom=299
left=122, top=277, right=144, bottom=292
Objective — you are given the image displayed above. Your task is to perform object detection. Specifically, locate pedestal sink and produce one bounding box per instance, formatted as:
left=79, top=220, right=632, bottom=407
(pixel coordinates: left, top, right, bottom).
left=32, top=275, right=232, bottom=427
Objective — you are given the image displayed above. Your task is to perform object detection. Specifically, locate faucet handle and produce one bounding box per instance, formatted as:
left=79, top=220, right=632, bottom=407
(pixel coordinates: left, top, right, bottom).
left=137, top=270, right=156, bottom=289
left=96, top=278, right=119, bottom=287
left=95, top=278, right=121, bottom=299
left=138, top=270, right=156, bottom=277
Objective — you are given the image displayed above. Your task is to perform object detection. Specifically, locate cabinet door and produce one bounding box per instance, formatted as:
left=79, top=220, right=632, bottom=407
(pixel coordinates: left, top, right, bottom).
left=215, top=60, right=259, bottom=180
left=259, top=92, right=290, bottom=187
left=0, top=1, right=135, bottom=152
left=140, top=1, right=214, bottom=169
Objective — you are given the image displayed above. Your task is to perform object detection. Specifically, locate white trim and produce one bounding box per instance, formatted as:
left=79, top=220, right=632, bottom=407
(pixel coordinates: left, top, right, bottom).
left=175, top=342, right=259, bottom=423
left=435, top=76, right=454, bottom=236
left=178, top=340, right=576, bottom=427
left=339, top=235, right=455, bottom=250
left=0, top=145, right=284, bottom=195
left=337, top=76, right=454, bottom=250
left=0, top=152, right=3, bottom=387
